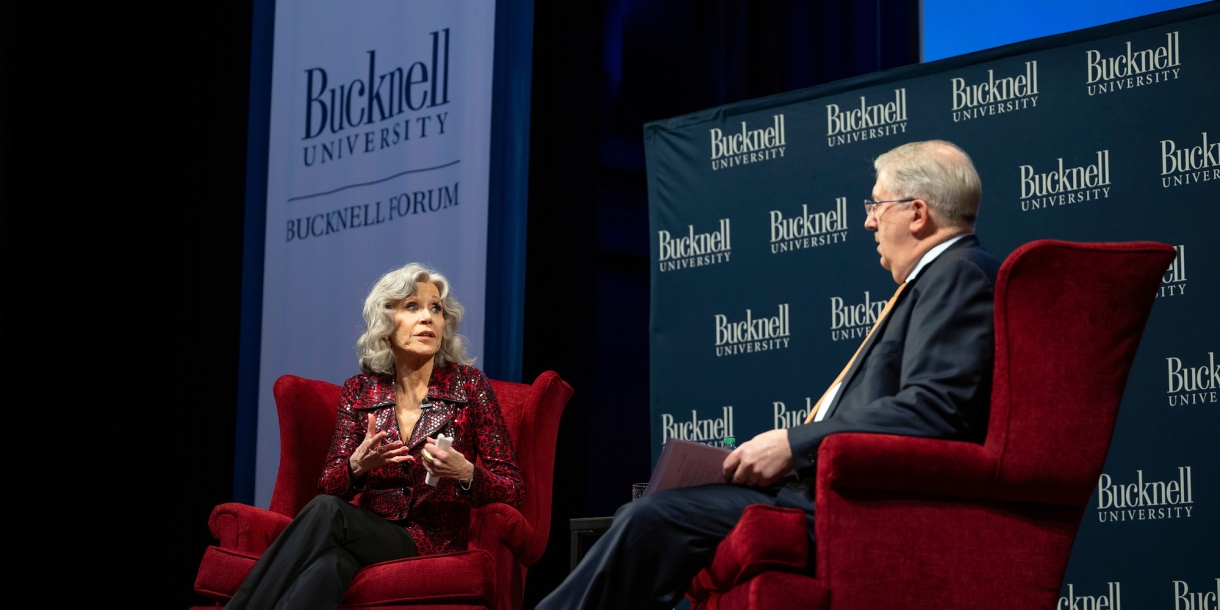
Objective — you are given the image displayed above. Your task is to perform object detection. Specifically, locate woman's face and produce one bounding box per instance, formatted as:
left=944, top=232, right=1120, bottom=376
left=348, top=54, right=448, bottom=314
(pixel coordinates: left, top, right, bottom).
left=389, top=282, right=446, bottom=363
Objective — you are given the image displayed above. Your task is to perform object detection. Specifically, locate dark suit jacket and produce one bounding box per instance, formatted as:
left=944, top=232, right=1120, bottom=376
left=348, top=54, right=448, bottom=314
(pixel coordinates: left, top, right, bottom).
left=788, top=234, right=1001, bottom=474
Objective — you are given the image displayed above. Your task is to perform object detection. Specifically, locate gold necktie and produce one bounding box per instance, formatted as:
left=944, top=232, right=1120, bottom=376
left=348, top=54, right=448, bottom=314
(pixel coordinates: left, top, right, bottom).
left=804, top=282, right=908, bottom=424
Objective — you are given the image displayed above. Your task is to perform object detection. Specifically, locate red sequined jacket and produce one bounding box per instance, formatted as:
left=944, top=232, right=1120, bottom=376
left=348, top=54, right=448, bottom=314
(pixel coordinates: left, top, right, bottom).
left=317, top=364, right=525, bottom=556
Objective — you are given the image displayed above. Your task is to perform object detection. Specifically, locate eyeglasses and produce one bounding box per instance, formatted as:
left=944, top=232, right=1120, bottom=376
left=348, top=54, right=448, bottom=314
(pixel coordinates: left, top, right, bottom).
left=863, top=198, right=916, bottom=218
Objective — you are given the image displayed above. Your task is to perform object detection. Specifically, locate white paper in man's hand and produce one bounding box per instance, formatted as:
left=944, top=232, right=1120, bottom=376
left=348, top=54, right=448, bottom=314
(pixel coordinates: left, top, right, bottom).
left=643, top=439, right=731, bottom=496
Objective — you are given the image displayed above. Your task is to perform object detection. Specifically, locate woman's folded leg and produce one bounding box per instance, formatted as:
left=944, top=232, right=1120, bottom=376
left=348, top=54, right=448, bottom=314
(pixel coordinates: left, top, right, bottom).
left=225, top=495, right=416, bottom=610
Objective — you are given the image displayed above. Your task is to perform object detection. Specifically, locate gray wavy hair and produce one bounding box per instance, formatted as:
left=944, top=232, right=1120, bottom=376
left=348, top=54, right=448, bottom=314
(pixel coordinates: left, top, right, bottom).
left=356, top=263, right=474, bottom=375
left=874, top=140, right=981, bottom=226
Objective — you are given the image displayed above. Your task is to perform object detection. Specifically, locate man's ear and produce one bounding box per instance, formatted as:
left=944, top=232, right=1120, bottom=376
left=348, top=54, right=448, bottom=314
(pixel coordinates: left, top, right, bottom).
left=908, top=199, right=931, bottom=235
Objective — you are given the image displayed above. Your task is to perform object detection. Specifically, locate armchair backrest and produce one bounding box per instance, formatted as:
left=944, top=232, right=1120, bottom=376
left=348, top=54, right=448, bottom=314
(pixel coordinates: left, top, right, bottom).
left=267, top=371, right=572, bottom=565
left=269, top=374, right=342, bottom=517
left=984, top=240, right=1176, bottom=506
left=487, top=372, right=573, bottom=564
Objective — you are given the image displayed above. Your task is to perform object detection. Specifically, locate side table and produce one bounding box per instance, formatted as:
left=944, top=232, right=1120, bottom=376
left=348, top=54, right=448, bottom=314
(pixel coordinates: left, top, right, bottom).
left=568, top=516, right=614, bottom=572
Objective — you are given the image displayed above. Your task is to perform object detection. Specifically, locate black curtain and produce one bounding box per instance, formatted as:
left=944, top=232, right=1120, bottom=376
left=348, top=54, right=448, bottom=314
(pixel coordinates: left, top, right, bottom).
left=3, top=4, right=256, bottom=605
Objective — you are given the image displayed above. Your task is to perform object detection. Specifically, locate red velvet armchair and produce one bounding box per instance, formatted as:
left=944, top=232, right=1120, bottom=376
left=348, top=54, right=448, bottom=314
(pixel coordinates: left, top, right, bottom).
left=192, top=371, right=572, bottom=610
left=686, top=240, right=1177, bottom=610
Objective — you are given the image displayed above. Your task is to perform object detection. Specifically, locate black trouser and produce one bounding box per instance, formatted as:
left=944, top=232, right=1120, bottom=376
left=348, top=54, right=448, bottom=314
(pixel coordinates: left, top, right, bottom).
left=225, top=494, right=417, bottom=610
left=536, top=481, right=815, bottom=610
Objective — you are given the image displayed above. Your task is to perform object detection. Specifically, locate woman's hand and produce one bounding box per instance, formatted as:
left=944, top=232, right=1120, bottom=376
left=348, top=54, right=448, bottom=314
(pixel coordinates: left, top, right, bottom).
left=421, top=436, right=475, bottom=482
left=349, top=413, right=414, bottom=479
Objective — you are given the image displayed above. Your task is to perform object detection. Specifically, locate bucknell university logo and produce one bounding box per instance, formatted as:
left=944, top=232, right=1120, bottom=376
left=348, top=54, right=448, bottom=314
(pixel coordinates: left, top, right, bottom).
left=769, top=198, right=849, bottom=254
left=1018, top=151, right=1111, bottom=212
left=709, top=115, right=787, bottom=171
left=1059, top=582, right=1122, bottom=610
left=1096, top=467, right=1194, bottom=523
left=715, top=305, right=791, bottom=357
left=1086, top=31, right=1180, bottom=96
left=950, top=61, right=1040, bottom=122
left=1173, top=579, right=1219, bottom=610
left=660, top=407, right=735, bottom=447
left=301, top=34, right=454, bottom=167
left=1166, top=351, right=1218, bottom=406
left=1157, top=245, right=1186, bottom=299
left=1161, top=132, right=1219, bottom=189
left=773, top=398, right=813, bottom=429
left=825, top=89, right=908, bottom=147
left=656, top=219, right=731, bottom=273
left=829, top=292, right=886, bottom=342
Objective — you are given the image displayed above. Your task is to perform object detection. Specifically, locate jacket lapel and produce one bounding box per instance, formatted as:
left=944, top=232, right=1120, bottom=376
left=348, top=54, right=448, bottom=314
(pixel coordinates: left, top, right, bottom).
left=404, top=364, right=469, bottom=450
left=407, top=402, right=456, bottom=449
left=825, top=286, right=910, bottom=419
left=350, top=376, right=403, bottom=441
left=349, top=366, right=471, bottom=449
left=824, top=235, right=979, bottom=419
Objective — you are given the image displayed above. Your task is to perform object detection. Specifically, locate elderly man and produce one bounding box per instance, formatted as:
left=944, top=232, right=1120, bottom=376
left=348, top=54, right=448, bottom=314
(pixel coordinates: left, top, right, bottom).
left=539, top=140, right=1001, bottom=610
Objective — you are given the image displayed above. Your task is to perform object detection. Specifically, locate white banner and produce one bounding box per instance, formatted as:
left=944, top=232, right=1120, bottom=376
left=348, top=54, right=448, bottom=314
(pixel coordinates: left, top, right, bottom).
left=257, top=1, right=496, bottom=507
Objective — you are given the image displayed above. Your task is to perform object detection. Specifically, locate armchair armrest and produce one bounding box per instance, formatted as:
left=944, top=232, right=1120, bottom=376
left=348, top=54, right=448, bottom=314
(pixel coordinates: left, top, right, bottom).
left=208, top=502, right=294, bottom=554
left=468, top=502, right=538, bottom=564
left=818, top=433, right=999, bottom=500
left=688, top=504, right=810, bottom=603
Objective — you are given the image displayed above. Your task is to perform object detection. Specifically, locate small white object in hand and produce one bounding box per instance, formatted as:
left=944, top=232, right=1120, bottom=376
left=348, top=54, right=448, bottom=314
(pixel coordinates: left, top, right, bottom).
left=424, top=434, right=453, bottom=486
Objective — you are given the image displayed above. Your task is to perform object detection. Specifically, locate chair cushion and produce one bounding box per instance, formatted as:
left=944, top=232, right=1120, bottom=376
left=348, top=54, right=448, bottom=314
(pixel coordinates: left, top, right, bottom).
left=687, top=505, right=810, bottom=602
left=194, top=544, right=496, bottom=607
left=690, top=570, right=829, bottom=610
left=344, top=550, right=497, bottom=606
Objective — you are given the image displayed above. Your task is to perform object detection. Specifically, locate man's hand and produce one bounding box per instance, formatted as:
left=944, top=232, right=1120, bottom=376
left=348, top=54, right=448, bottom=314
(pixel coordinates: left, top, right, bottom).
left=722, top=428, right=794, bottom=487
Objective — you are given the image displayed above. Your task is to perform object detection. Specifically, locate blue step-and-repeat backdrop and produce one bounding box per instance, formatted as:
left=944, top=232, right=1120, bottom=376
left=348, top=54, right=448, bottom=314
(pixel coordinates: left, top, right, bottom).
left=645, top=5, right=1217, bottom=607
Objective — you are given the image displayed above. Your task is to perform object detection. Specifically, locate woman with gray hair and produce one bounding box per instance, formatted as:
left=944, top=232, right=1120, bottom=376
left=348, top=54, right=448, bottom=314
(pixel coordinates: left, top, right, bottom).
left=226, top=263, right=524, bottom=609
